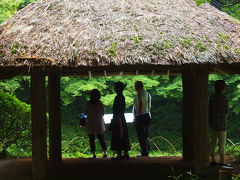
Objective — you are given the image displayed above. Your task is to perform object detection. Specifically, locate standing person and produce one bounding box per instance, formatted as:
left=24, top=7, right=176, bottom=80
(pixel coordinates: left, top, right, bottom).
left=209, top=80, right=230, bottom=166
left=85, top=89, right=107, bottom=158
left=133, top=81, right=151, bottom=157
left=110, top=82, right=130, bottom=159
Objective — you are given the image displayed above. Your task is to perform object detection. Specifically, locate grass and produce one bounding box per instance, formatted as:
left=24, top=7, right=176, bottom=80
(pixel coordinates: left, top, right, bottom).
left=169, top=167, right=198, bottom=180
left=4, top=136, right=240, bottom=160
left=61, top=135, right=182, bottom=158
left=2, top=125, right=240, bottom=161
left=225, top=139, right=240, bottom=163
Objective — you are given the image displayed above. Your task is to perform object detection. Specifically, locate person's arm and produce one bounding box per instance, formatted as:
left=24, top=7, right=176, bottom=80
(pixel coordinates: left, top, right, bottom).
left=84, top=103, right=88, bottom=115
left=224, top=96, right=229, bottom=119
left=103, top=103, right=105, bottom=116
left=208, top=95, right=214, bottom=124
left=137, top=92, right=143, bottom=115
left=133, top=97, right=136, bottom=116
left=83, top=103, right=88, bottom=128
left=138, top=101, right=143, bottom=115
left=148, top=93, right=151, bottom=111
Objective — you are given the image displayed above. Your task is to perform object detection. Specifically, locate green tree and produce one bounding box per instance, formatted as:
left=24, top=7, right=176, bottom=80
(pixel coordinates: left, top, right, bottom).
left=0, top=90, right=31, bottom=152
left=0, top=0, right=22, bottom=23
left=194, top=0, right=210, bottom=6
left=0, top=0, right=35, bottom=23
left=0, top=76, right=30, bottom=103
left=18, top=0, right=35, bottom=10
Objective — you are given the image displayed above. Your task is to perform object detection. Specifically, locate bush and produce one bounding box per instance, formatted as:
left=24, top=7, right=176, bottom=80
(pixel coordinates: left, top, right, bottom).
left=0, top=90, right=31, bottom=155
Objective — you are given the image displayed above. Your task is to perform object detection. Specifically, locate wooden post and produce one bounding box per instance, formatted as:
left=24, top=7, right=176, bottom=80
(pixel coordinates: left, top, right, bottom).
left=182, top=66, right=210, bottom=176
left=31, top=68, right=47, bottom=180
left=182, top=68, right=195, bottom=161
left=49, top=72, right=62, bottom=162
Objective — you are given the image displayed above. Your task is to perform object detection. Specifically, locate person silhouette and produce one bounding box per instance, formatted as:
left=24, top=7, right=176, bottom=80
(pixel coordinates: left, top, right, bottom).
left=209, top=80, right=230, bottom=166
left=110, top=81, right=130, bottom=159
left=85, top=89, right=107, bottom=158
left=133, top=81, right=151, bottom=157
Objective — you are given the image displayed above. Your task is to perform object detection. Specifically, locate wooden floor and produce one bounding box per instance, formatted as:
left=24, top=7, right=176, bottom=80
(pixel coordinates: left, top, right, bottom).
left=0, top=156, right=234, bottom=180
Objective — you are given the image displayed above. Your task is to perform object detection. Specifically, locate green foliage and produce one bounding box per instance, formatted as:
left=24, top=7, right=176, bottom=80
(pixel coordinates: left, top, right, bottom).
left=178, top=37, right=193, bottom=48
left=2, top=74, right=240, bottom=159
left=194, top=0, right=240, bottom=21
left=194, top=0, right=210, bottom=6
left=11, top=42, right=19, bottom=54
left=108, top=42, right=118, bottom=57
left=218, top=33, right=229, bottom=44
left=196, top=41, right=207, bottom=52
left=205, top=35, right=212, bottom=43
left=222, top=2, right=240, bottom=20
left=235, top=48, right=240, bottom=55
left=169, top=168, right=198, bottom=180
left=133, top=36, right=141, bottom=44
left=0, top=90, right=31, bottom=152
left=0, top=0, right=23, bottom=23
left=61, top=75, right=160, bottom=108
left=1, top=0, right=240, bottom=159
left=18, top=0, right=35, bottom=10
left=0, top=76, right=30, bottom=103
left=0, top=0, right=36, bottom=24
left=61, top=77, right=108, bottom=105
left=0, top=77, right=22, bottom=92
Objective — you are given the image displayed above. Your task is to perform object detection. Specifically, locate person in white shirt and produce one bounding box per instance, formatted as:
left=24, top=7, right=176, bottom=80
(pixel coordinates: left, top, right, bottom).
left=133, top=81, right=151, bottom=157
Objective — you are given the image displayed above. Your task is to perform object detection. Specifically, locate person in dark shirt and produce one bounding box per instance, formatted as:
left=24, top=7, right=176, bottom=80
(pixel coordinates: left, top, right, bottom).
left=209, top=80, right=229, bottom=166
left=110, top=81, right=130, bottom=159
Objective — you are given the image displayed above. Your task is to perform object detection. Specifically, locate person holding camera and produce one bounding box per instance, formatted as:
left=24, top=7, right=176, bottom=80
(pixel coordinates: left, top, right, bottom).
left=85, top=89, right=107, bottom=158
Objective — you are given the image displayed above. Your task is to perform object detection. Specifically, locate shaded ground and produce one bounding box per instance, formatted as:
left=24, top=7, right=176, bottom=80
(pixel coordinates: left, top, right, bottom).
left=0, top=155, right=237, bottom=180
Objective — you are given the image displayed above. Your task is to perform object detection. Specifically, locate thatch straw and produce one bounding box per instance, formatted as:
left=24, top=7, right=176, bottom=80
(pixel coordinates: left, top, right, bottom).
left=0, top=0, right=239, bottom=67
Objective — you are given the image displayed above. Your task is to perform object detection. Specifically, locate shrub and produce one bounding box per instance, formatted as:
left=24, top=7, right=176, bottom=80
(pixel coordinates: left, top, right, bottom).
left=0, top=90, right=31, bottom=154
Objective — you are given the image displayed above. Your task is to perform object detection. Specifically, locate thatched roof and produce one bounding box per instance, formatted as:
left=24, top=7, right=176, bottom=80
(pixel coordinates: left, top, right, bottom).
left=0, top=0, right=240, bottom=76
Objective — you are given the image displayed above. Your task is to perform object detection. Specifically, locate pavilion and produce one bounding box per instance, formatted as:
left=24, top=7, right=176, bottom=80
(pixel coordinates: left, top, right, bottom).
left=0, top=0, right=239, bottom=179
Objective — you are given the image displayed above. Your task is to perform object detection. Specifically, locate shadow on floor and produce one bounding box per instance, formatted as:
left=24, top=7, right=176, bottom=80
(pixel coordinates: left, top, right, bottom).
left=0, top=156, right=230, bottom=180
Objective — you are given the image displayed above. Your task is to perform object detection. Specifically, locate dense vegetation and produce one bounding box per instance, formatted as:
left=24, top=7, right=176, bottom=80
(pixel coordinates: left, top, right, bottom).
left=1, top=74, right=240, bottom=158
left=0, top=0, right=240, bottom=159
left=0, top=90, right=31, bottom=158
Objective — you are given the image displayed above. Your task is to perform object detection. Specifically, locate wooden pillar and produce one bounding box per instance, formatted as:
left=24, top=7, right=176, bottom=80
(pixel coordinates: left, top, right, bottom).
left=31, top=68, right=47, bottom=180
left=182, top=68, right=195, bottom=161
left=182, top=66, right=210, bottom=176
left=49, top=72, right=62, bottom=162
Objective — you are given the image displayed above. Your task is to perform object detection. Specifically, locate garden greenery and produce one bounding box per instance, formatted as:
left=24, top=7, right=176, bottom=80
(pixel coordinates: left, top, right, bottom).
left=0, top=90, right=31, bottom=152
left=0, top=0, right=240, bottom=158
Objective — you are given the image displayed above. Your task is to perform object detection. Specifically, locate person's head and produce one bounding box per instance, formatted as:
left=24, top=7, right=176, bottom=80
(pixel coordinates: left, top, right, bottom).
left=215, top=80, right=226, bottom=94
left=114, top=81, right=125, bottom=94
left=134, top=81, right=143, bottom=92
left=89, top=89, right=101, bottom=104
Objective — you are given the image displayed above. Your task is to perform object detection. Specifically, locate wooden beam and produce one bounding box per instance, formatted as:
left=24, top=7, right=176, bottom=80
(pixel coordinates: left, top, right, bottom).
left=182, top=67, right=210, bottom=176
left=14, top=56, right=54, bottom=62
left=48, top=72, right=62, bottom=162
left=31, top=68, right=47, bottom=180
left=210, top=67, right=235, bottom=76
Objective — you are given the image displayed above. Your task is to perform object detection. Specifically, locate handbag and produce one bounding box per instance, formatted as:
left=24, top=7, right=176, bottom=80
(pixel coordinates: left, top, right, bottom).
left=80, top=113, right=87, bottom=127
